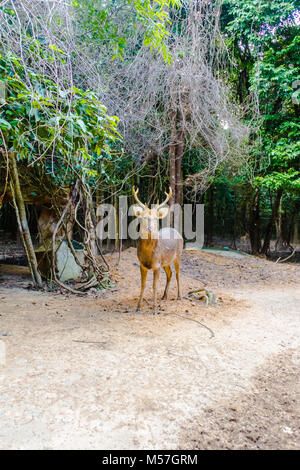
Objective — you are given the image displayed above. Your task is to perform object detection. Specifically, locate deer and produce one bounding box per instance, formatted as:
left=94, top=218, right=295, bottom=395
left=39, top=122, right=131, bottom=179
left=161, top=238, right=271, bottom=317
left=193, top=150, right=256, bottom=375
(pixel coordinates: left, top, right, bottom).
left=132, top=186, right=183, bottom=315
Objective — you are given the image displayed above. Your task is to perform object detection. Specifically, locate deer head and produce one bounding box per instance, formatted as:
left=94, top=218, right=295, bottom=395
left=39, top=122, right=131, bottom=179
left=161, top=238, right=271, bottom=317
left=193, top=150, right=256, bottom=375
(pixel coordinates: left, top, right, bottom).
left=132, top=187, right=172, bottom=239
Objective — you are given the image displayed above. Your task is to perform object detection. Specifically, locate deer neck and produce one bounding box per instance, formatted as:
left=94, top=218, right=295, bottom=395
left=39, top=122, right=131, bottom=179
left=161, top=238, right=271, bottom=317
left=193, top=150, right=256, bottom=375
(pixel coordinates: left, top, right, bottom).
left=139, top=231, right=159, bottom=245
left=137, top=235, right=159, bottom=270
left=138, top=232, right=159, bottom=255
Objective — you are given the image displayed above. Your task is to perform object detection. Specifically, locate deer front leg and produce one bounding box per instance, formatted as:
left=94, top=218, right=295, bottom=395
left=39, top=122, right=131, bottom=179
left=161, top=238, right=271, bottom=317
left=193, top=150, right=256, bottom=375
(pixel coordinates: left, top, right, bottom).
left=162, top=265, right=172, bottom=300
left=153, top=268, right=160, bottom=315
left=136, top=264, right=148, bottom=312
left=174, top=259, right=182, bottom=300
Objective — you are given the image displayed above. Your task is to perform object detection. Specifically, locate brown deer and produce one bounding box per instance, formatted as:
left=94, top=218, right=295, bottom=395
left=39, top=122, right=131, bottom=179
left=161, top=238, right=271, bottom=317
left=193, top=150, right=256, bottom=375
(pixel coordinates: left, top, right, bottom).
left=132, top=186, right=183, bottom=314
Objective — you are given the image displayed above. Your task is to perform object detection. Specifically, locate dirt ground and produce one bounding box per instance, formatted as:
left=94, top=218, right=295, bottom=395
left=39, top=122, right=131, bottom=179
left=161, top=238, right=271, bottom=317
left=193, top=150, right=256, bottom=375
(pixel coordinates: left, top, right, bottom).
left=0, top=248, right=299, bottom=449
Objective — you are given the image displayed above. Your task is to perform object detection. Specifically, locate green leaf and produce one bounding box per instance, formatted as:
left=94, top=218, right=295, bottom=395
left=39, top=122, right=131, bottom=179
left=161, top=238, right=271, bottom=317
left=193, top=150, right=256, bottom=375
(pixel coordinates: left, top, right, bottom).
left=0, top=117, right=11, bottom=129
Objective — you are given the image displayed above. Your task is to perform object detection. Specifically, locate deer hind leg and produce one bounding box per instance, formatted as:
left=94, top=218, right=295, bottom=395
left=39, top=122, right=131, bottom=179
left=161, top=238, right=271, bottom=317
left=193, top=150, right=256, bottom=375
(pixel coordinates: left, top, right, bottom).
left=162, top=265, right=172, bottom=300
left=153, top=268, right=160, bottom=315
left=174, top=259, right=182, bottom=300
left=136, top=264, right=148, bottom=312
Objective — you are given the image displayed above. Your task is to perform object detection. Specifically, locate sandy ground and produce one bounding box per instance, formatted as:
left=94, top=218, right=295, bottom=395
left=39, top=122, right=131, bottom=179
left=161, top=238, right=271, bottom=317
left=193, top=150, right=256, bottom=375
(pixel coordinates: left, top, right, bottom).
left=0, top=248, right=299, bottom=449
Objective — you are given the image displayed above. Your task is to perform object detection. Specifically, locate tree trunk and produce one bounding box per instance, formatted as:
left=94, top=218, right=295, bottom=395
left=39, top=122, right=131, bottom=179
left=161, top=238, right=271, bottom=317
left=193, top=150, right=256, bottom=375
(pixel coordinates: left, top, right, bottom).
left=8, top=151, right=43, bottom=288
left=83, top=189, right=98, bottom=256
left=169, top=93, right=177, bottom=207
left=169, top=91, right=177, bottom=226
left=261, top=188, right=283, bottom=254
left=292, top=214, right=299, bottom=244
left=248, top=188, right=261, bottom=255
left=169, top=87, right=186, bottom=214
left=275, top=197, right=285, bottom=251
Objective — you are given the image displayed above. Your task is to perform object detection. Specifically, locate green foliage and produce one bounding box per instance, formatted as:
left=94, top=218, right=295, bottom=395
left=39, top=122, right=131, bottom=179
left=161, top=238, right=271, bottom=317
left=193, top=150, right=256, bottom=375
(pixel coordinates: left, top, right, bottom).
left=256, top=169, right=300, bottom=190
left=222, top=0, right=296, bottom=42
left=251, top=24, right=300, bottom=193
left=74, top=0, right=181, bottom=64
left=129, top=0, right=181, bottom=64
left=222, top=0, right=300, bottom=195
left=0, top=52, right=120, bottom=185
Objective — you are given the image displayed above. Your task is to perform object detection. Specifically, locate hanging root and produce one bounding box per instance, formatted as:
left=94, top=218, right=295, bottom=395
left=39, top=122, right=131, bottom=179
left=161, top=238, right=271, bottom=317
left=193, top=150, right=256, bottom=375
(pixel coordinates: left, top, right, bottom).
left=53, top=181, right=110, bottom=293
left=76, top=275, right=98, bottom=291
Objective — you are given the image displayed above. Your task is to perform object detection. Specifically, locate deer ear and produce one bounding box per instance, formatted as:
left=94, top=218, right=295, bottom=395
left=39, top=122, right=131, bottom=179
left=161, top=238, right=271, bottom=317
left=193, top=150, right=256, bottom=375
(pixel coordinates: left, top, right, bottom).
left=157, top=207, right=169, bottom=219
left=132, top=205, right=144, bottom=218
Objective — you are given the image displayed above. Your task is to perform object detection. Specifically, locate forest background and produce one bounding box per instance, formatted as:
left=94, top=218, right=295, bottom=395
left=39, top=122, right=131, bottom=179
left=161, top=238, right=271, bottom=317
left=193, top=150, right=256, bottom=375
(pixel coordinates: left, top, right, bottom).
left=0, top=0, right=299, bottom=288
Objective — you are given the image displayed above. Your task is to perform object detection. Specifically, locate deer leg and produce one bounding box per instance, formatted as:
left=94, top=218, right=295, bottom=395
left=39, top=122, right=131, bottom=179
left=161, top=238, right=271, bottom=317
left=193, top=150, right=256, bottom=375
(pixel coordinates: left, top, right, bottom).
left=136, top=264, right=148, bottom=312
left=162, top=265, right=172, bottom=300
left=174, top=259, right=182, bottom=300
left=153, top=268, right=160, bottom=315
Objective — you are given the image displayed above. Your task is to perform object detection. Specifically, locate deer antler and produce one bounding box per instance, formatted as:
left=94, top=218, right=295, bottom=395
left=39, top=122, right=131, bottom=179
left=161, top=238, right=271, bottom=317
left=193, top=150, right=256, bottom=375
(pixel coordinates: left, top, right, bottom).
left=156, top=187, right=172, bottom=210
left=132, top=187, right=146, bottom=209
